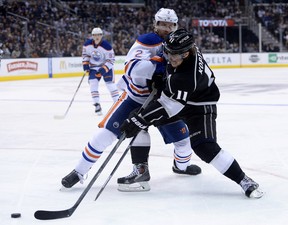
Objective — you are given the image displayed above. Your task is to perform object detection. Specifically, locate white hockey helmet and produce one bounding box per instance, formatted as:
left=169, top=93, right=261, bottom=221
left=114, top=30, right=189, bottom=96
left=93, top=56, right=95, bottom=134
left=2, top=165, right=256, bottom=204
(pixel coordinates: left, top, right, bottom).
left=154, top=8, right=178, bottom=35
left=91, top=27, right=103, bottom=44
left=91, top=27, right=103, bottom=35
left=155, top=8, right=178, bottom=24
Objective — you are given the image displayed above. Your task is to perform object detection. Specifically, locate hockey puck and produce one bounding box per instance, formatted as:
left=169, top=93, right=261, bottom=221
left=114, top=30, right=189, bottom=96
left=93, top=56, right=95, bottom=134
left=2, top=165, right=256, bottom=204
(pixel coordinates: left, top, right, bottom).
left=11, top=213, right=21, bottom=218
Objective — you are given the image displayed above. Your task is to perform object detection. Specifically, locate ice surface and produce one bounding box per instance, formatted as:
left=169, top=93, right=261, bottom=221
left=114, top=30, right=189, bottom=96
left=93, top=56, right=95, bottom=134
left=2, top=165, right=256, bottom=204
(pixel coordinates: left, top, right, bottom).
left=1, top=68, right=288, bottom=225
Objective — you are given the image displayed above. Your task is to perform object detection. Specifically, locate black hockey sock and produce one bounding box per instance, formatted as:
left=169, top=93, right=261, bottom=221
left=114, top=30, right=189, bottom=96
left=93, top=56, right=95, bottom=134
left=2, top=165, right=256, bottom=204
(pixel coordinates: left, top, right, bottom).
left=223, top=160, right=245, bottom=184
left=130, top=146, right=150, bottom=164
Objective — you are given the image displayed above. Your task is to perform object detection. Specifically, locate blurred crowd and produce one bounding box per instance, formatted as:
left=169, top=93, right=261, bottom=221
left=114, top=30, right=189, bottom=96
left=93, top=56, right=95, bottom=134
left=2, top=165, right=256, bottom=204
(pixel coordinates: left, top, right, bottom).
left=253, top=3, right=288, bottom=50
left=0, top=0, right=287, bottom=59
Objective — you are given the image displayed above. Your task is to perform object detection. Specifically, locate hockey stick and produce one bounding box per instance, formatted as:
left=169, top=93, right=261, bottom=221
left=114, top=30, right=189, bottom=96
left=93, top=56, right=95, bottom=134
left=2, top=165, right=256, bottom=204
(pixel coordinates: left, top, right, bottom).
left=94, top=136, right=134, bottom=201
left=54, top=72, right=87, bottom=119
left=34, top=88, right=157, bottom=220
left=34, top=134, right=126, bottom=220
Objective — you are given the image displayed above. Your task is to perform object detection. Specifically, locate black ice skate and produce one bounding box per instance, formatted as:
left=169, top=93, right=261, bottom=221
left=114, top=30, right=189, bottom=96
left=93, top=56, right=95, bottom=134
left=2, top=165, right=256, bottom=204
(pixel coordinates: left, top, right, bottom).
left=61, top=169, right=84, bottom=188
left=117, top=163, right=151, bottom=192
left=94, top=103, right=102, bottom=115
left=240, top=175, right=264, bottom=198
left=172, top=160, right=202, bottom=175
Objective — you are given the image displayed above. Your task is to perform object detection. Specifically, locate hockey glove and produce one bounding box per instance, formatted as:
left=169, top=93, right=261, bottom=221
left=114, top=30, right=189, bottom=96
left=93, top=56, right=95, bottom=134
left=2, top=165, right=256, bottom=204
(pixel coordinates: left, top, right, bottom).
left=147, top=73, right=165, bottom=93
left=96, top=67, right=107, bottom=77
left=83, top=64, right=90, bottom=72
left=120, top=113, right=149, bottom=138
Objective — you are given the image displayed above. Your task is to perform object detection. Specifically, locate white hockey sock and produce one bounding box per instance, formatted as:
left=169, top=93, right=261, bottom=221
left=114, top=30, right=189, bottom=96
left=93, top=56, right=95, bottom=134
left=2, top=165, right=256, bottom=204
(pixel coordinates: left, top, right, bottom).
left=75, top=156, right=95, bottom=176
left=173, top=137, right=192, bottom=171
left=210, top=149, right=234, bottom=174
left=106, top=82, right=119, bottom=102
left=75, top=128, right=117, bottom=175
left=89, top=79, right=100, bottom=104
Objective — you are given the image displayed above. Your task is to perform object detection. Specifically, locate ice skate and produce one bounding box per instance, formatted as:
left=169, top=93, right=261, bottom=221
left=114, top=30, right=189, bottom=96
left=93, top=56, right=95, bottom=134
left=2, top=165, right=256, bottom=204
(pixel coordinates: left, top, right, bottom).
left=240, top=175, right=264, bottom=198
left=172, top=160, right=202, bottom=175
left=61, top=169, right=85, bottom=188
left=94, top=103, right=102, bottom=115
left=117, top=163, right=151, bottom=192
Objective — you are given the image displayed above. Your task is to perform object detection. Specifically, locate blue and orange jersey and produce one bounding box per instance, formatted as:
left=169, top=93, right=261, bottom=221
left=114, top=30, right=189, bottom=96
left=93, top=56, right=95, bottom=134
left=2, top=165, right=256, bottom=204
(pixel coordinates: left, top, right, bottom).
left=82, top=38, right=115, bottom=71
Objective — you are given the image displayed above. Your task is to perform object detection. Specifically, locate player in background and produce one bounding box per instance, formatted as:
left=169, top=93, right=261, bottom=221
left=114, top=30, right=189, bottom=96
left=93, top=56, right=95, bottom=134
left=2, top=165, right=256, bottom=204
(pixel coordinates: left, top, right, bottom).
left=61, top=9, right=201, bottom=191
left=82, top=27, right=119, bottom=115
left=120, top=28, right=264, bottom=198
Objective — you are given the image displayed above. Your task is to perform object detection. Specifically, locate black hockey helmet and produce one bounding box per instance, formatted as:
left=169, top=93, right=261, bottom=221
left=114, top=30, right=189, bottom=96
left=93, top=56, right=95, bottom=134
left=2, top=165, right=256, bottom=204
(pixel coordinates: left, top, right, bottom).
left=163, top=28, right=194, bottom=55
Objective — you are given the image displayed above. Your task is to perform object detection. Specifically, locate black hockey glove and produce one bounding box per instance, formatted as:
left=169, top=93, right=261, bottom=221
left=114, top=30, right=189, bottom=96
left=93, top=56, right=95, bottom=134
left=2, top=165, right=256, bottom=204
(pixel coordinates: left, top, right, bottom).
left=147, top=73, right=165, bottom=93
left=120, top=113, right=149, bottom=138
left=148, top=54, right=166, bottom=93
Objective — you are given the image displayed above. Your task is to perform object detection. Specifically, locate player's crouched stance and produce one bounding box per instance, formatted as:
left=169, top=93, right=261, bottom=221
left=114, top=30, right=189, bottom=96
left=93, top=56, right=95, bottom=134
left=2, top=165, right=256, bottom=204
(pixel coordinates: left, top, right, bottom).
left=119, top=28, right=264, bottom=198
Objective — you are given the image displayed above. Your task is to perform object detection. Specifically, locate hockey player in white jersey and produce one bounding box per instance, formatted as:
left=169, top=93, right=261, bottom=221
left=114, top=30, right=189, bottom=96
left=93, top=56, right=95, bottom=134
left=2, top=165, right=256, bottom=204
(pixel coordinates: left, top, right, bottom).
left=82, top=27, right=119, bottom=114
left=61, top=8, right=201, bottom=191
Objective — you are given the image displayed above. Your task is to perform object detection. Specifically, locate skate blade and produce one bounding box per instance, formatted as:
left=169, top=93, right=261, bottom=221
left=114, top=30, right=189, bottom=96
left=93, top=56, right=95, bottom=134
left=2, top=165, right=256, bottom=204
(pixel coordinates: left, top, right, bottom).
left=117, top=182, right=150, bottom=192
left=249, top=188, right=264, bottom=199
left=59, top=186, right=71, bottom=192
left=96, top=111, right=103, bottom=116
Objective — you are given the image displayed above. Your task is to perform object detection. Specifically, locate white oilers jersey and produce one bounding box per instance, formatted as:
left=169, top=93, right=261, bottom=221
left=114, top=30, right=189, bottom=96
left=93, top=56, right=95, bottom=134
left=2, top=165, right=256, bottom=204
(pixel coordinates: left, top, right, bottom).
left=82, top=39, right=115, bottom=71
left=119, top=32, right=163, bottom=104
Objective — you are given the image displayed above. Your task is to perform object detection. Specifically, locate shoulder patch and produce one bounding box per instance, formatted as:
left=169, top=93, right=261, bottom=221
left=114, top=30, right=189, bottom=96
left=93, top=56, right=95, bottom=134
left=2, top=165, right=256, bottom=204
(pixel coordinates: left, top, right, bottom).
left=83, top=39, right=93, bottom=46
left=137, top=33, right=163, bottom=46
left=100, top=40, right=112, bottom=50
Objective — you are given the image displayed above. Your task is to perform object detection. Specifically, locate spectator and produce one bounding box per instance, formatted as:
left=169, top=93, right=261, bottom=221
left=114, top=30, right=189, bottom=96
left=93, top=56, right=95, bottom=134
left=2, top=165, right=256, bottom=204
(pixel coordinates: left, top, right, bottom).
left=1, top=43, right=11, bottom=58
left=11, top=45, right=21, bottom=58
left=1, top=0, right=285, bottom=57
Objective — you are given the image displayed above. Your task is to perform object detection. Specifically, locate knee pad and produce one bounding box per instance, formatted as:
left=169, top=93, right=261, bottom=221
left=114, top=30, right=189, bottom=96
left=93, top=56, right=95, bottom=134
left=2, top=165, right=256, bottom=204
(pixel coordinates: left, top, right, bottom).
left=193, top=142, right=221, bottom=163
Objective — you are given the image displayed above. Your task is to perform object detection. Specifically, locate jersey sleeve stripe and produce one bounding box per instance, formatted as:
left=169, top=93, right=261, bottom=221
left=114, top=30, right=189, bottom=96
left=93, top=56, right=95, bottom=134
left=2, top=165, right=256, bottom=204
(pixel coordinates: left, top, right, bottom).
left=98, top=92, right=128, bottom=128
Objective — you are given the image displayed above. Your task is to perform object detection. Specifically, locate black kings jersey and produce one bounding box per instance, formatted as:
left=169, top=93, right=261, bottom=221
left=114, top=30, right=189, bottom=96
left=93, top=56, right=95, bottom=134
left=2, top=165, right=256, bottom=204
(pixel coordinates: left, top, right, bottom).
left=140, top=46, right=220, bottom=123
left=159, top=46, right=220, bottom=117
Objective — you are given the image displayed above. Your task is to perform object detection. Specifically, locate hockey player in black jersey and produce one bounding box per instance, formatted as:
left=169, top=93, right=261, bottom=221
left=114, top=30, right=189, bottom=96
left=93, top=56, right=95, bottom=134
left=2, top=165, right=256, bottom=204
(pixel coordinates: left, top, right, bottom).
left=120, top=28, right=264, bottom=198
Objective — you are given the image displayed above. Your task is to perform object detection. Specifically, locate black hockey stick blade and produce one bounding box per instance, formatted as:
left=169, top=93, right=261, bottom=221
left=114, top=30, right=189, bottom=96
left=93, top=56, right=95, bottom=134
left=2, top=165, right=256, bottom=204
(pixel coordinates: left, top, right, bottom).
left=34, top=207, right=75, bottom=220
